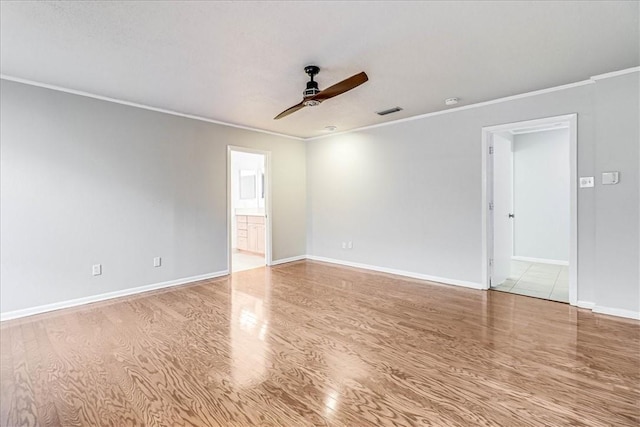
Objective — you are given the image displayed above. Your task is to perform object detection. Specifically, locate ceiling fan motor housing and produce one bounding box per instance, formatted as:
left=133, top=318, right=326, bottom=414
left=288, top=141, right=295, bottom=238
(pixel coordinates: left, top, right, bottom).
left=303, top=65, right=321, bottom=103
left=303, top=80, right=320, bottom=98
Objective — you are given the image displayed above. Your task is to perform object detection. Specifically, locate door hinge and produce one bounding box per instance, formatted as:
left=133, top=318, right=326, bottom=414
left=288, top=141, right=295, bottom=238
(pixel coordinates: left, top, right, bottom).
left=489, top=146, right=494, bottom=154
left=489, top=258, right=493, bottom=267
left=489, top=201, right=494, bottom=211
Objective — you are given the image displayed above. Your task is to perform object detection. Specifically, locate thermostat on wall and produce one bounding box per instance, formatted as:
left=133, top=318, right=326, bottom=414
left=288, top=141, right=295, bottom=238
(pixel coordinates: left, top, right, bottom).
left=602, top=171, right=619, bottom=185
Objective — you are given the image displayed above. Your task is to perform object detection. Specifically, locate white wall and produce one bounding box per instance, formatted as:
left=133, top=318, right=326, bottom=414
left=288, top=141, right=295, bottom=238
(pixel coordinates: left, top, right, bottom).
left=513, top=128, right=570, bottom=262
left=307, top=71, right=639, bottom=316
left=593, top=73, right=639, bottom=315
left=2, top=72, right=638, bottom=319
left=0, top=80, right=306, bottom=314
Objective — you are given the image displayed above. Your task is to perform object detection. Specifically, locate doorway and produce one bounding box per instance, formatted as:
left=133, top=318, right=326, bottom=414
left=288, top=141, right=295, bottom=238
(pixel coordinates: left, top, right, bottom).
left=228, top=147, right=271, bottom=273
left=482, top=115, right=577, bottom=304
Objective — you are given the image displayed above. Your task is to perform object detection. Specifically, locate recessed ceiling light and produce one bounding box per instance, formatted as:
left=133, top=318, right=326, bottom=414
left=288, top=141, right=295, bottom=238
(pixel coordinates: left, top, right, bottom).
left=445, top=97, right=459, bottom=106
left=324, top=125, right=337, bottom=132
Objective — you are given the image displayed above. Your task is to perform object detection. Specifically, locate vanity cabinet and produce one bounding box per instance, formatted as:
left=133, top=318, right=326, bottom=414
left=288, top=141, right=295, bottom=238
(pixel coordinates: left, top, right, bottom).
left=236, top=215, right=265, bottom=255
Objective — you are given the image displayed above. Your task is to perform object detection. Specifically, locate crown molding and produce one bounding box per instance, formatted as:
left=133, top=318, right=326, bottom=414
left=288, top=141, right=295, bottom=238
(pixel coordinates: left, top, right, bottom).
left=3, top=66, right=638, bottom=142
left=590, top=66, right=640, bottom=81
left=306, top=66, right=640, bottom=141
left=305, top=79, right=594, bottom=141
left=0, top=74, right=304, bottom=141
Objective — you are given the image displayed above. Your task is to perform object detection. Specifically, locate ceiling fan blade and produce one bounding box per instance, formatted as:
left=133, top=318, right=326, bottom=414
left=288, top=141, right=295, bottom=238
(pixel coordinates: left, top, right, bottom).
left=313, top=72, right=368, bottom=102
left=274, top=101, right=306, bottom=120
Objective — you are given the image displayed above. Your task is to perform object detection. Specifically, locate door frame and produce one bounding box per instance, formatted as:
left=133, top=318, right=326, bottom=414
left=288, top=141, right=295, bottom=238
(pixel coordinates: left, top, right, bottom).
left=227, top=146, right=272, bottom=273
left=481, top=114, right=578, bottom=305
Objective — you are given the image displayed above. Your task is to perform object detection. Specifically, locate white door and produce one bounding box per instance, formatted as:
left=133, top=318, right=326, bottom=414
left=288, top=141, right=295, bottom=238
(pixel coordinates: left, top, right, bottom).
left=491, top=134, right=513, bottom=286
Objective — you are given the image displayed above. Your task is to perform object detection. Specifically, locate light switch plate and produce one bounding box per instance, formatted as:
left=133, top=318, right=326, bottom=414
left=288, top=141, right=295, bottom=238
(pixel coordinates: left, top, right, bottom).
left=92, top=264, right=102, bottom=276
left=602, top=171, right=619, bottom=185
left=579, top=176, right=594, bottom=188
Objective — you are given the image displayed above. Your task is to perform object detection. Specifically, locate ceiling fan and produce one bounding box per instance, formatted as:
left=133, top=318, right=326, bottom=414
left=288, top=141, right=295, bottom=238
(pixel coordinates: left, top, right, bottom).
left=274, top=66, right=368, bottom=120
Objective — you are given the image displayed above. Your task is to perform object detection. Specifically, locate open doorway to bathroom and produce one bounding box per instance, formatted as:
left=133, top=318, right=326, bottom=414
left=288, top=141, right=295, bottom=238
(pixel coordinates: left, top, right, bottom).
left=482, top=115, right=577, bottom=304
left=228, top=147, right=269, bottom=273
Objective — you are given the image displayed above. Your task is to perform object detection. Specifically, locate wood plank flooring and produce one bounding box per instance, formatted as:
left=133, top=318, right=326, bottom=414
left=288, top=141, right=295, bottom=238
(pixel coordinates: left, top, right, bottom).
left=1, top=260, right=639, bottom=426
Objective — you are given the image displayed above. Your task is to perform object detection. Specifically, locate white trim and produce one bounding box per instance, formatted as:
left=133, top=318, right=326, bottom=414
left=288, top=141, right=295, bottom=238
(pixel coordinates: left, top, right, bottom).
left=511, top=256, right=569, bottom=266
left=481, top=114, right=578, bottom=306
left=592, top=306, right=640, bottom=320
left=4, top=67, right=637, bottom=142
left=481, top=131, right=491, bottom=289
left=568, top=116, right=578, bottom=306
left=510, top=125, right=569, bottom=135
left=227, top=146, right=272, bottom=273
left=307, top=255, right=484, bottom=290
left=0, top=75, right=303, bottom=141
left=270, top=255, right=307, bottom=266
left=0, top=270, right=228, bottom=322
left=306, top=67, right=637, bottom=141
left=482, top=114, right=577, bottom=134
left=577, top=300, right=596, bottom=310
left=590, top=67, right=640, bottom=81
left=565, top=301, right=639, bottom=321
left=306, top=80, right=593, bottom=141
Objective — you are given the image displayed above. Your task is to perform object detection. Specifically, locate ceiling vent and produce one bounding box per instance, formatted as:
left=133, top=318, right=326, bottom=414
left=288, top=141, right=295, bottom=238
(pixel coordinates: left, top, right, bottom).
left=376, top=107, right=403, bottom=116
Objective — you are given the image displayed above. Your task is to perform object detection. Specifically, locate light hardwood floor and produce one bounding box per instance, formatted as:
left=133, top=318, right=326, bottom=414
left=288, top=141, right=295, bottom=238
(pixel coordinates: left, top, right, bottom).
left=1, top=260, right=638, bottom=426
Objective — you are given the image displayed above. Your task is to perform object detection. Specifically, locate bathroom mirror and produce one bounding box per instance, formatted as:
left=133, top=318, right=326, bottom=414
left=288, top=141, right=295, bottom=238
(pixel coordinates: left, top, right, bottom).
left=239, top=170, right=257, bottom=199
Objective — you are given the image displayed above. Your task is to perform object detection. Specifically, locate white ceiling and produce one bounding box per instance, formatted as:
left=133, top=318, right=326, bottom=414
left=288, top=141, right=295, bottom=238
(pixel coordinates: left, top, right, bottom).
left=1, top=1, right=638, bottom=138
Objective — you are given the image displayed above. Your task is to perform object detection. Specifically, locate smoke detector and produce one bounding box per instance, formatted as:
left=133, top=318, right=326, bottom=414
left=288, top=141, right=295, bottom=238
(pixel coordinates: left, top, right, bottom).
left=445, top=97, right=459, bottom=106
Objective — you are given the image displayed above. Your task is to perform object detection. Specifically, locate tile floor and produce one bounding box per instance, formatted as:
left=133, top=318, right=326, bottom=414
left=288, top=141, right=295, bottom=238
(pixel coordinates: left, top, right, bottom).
left=492, top=260, right=569, bottom=303
left=232, top=249, right=265, bottom=272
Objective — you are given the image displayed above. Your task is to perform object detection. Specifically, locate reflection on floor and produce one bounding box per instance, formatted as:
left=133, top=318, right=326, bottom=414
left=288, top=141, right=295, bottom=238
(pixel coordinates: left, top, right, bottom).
left=232, top=249, right=265, bottom=272
left=2, top=260, right=637, bottom=426
left=492, top=260, right=569, bottom=303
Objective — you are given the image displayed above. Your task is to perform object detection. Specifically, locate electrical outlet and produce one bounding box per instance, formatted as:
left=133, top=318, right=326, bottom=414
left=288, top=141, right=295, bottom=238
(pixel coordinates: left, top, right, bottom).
left=92, top=264, right=102, bottom=276
left=153, top=257, right=162, bottom=267
left=347, top=241, right=353, bottom=249
left=341, top=242, right=347, bottom=249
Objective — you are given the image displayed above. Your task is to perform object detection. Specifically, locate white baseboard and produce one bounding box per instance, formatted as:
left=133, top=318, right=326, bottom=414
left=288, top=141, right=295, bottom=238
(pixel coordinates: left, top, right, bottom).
left=306, top=257, right=638, bottom=321
left=0, top=270, right=229, bottom=322
left=592, top=306, right=640, bottom=320
left=576, top=301, right=639, bottom=320
left=270, top=255, right=307, bottom=266
left=306, top=255, right=484, bottom=290
left=577, top=300, right=596, bottom=310
left=4, top=260, right=637, bottom=323
left=511, top=256, right=569, bottom=266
